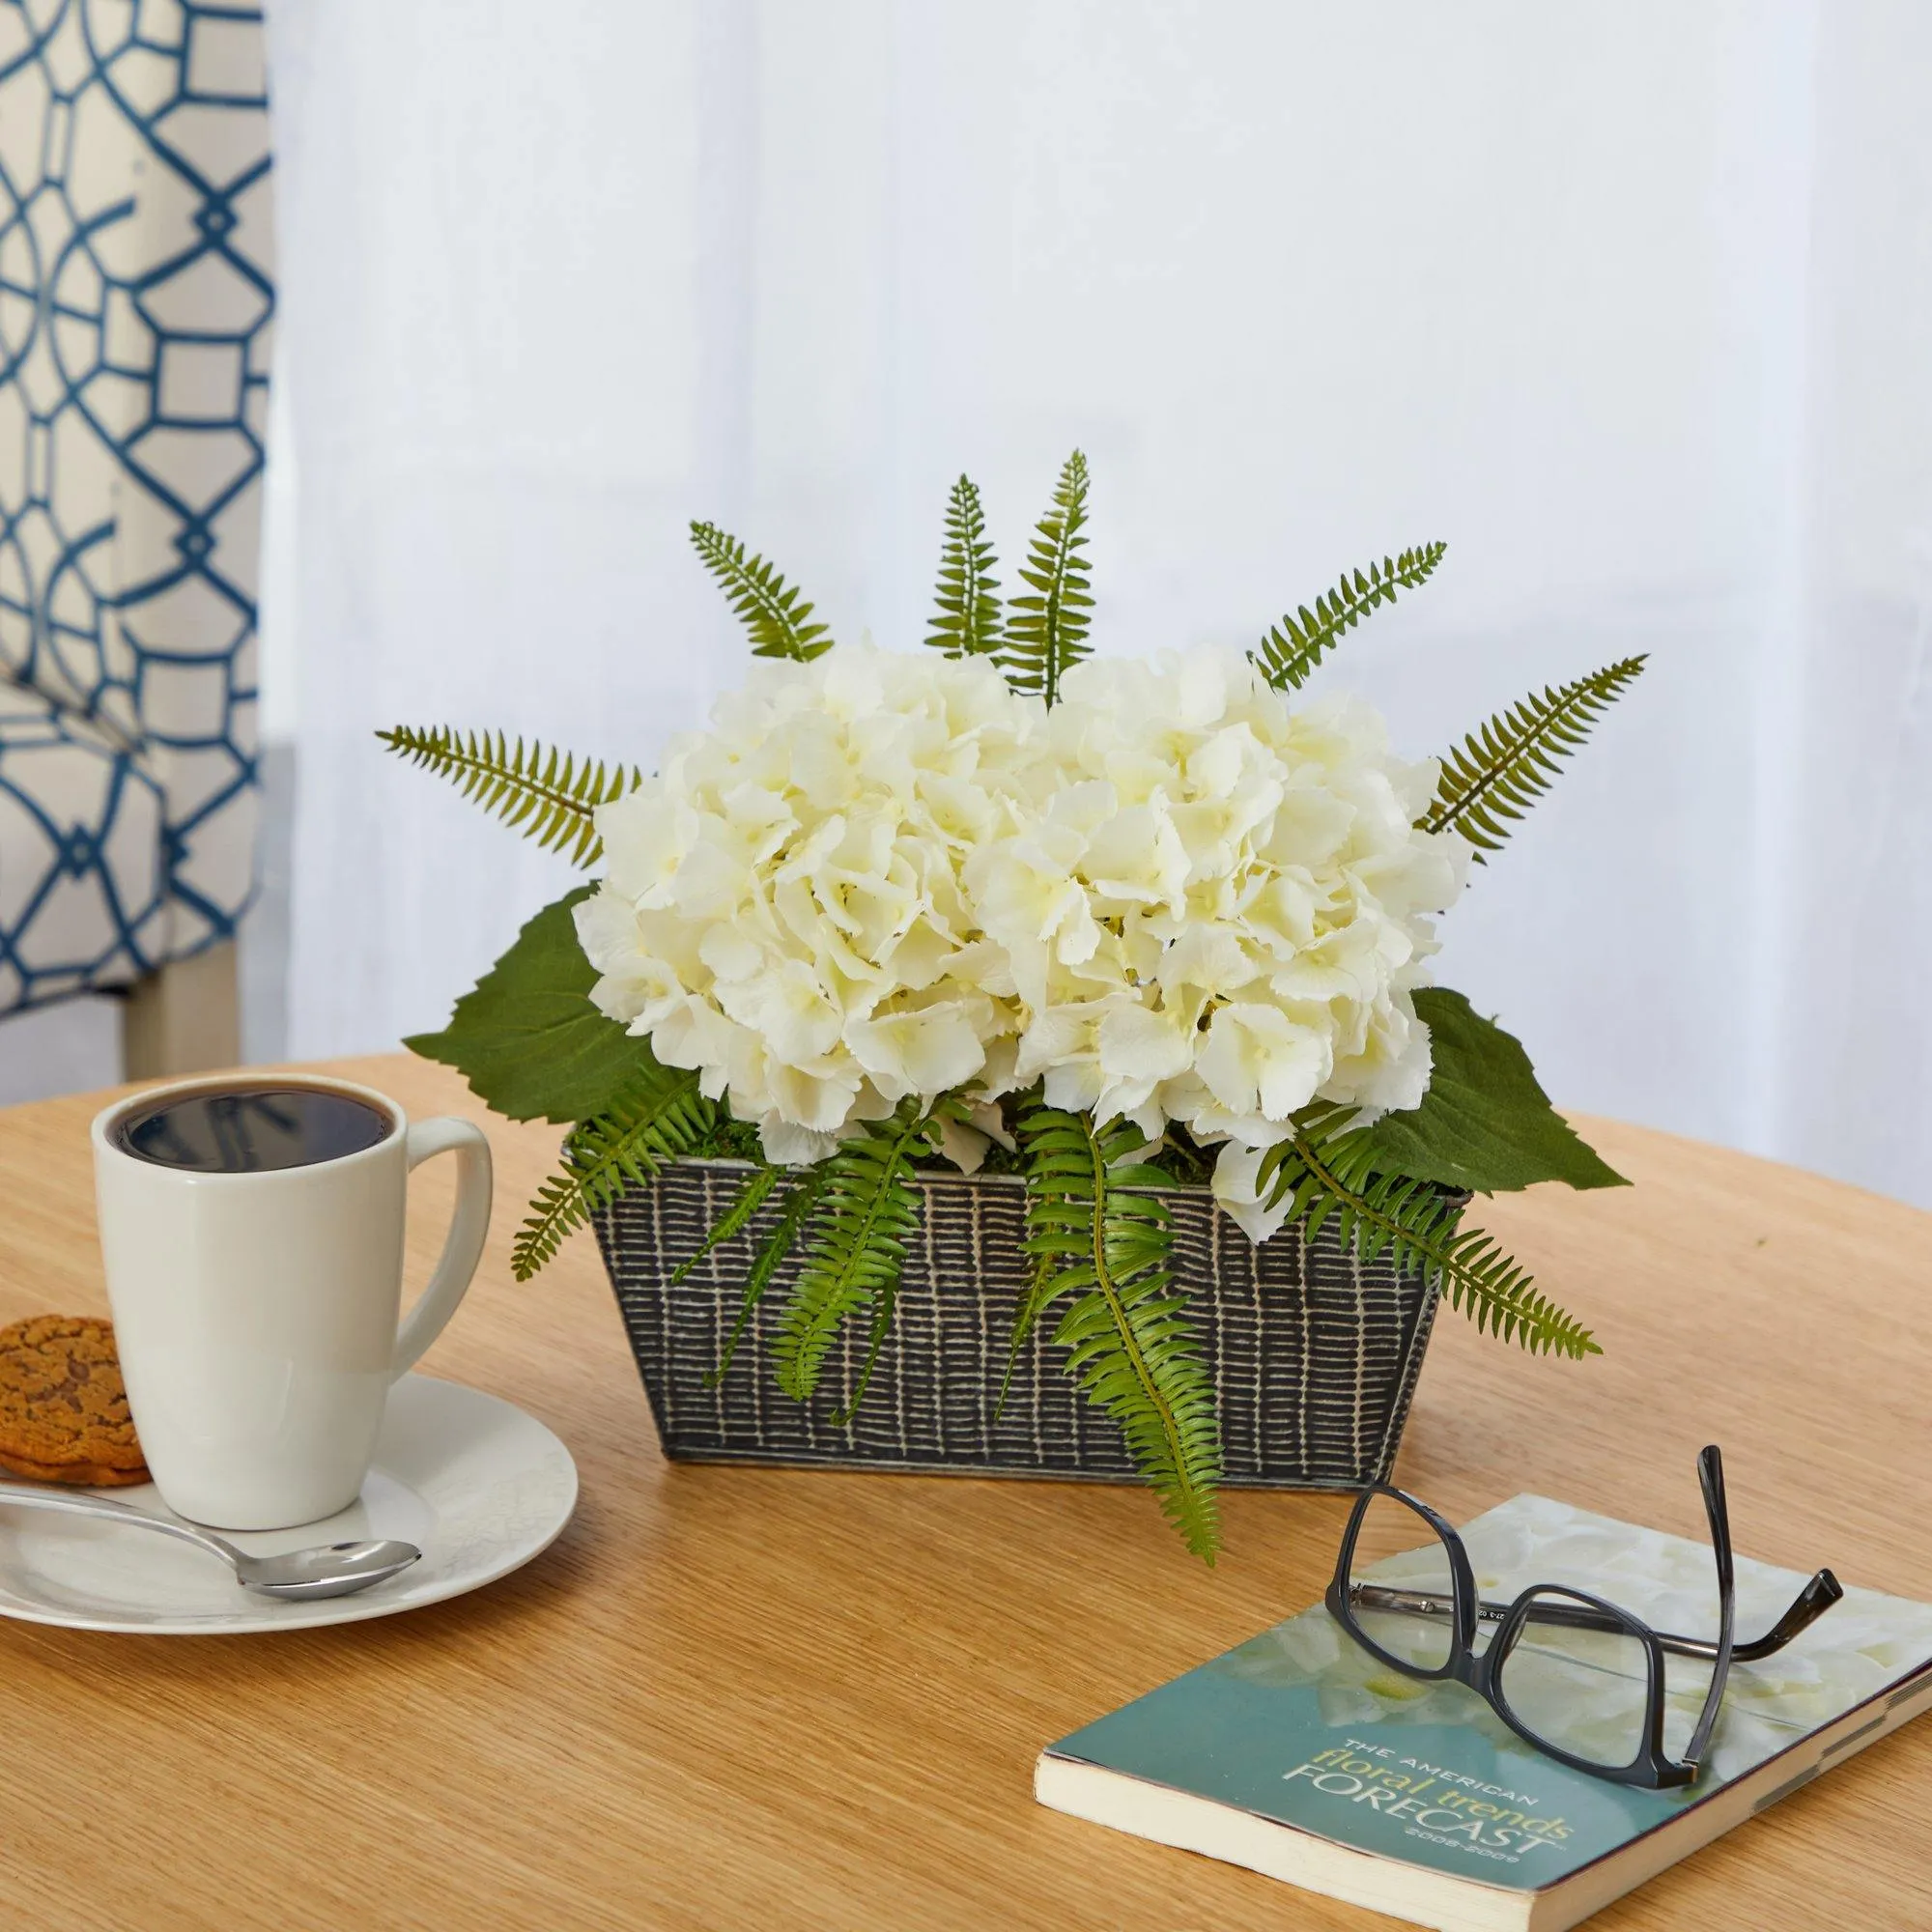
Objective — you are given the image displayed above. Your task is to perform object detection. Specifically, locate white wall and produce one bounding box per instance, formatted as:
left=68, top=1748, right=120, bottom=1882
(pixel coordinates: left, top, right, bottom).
left=262, top=0, right=1932, bottom=1204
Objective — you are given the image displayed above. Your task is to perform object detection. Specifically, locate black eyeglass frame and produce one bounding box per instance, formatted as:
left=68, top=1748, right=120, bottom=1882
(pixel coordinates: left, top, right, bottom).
left=1325, top=1446, right=1841, bottom=1789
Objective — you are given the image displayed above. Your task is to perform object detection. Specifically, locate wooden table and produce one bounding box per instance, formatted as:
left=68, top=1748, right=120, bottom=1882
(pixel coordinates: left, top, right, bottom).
left=1, top=1057, right=1927, bottom=1930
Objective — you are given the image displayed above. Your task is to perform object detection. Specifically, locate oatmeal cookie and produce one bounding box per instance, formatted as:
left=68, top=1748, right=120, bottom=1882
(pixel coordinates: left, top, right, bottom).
left=0, top=1315, right=149, bottom=1486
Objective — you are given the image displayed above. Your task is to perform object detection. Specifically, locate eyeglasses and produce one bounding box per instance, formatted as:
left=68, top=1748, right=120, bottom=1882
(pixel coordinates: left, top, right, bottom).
left=1326, top=1446, right=1843, bottom=1788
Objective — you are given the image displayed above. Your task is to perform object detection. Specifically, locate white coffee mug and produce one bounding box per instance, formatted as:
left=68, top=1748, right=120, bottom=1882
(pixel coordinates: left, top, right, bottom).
left=91, top=1073, right=493, bottom=1529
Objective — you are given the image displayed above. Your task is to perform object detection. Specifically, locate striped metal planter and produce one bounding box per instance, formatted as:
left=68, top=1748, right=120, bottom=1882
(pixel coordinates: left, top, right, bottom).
left=593, top=1159, right=1458, bottom=1491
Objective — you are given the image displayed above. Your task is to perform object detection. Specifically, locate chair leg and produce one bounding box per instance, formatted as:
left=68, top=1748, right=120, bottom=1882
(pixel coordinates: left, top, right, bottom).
left=121, top=941, right=242, bottom=1080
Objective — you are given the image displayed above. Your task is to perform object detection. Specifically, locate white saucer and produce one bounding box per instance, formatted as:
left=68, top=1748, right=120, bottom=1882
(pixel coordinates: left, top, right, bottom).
left=0, top=1375, right=577, bottom=1635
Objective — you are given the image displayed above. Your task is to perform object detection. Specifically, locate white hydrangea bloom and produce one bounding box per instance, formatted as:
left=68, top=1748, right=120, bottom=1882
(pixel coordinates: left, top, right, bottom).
left=577, top=647, right=1039, bottom=1164
left=974, top=647, right=1467, bottom=1225
left=575, top=642, right=1468, bottom=1232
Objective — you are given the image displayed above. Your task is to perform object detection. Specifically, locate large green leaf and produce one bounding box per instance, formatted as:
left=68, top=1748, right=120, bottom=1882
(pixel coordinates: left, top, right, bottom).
left=406, top=887, right=655, bottom=1123
left=1359, top=987, right=1628, bottom=1194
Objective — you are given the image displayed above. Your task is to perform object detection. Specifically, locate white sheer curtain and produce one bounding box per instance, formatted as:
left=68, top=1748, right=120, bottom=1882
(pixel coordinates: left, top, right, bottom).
left=262, top=1, right=1932, bottom=1206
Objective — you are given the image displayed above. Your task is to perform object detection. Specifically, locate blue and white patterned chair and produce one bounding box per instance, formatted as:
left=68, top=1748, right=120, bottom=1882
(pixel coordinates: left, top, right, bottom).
left=0, top=0, right=271, bottom=1072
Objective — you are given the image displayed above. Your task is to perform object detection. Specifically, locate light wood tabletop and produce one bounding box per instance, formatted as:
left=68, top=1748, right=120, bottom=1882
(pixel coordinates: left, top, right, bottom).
left=0, top=1055, right=1927, bottom=1931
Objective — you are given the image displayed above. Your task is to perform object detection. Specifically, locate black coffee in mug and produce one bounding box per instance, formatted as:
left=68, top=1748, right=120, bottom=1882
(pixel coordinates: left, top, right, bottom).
left=112, top=1084, right=393, bottom=1175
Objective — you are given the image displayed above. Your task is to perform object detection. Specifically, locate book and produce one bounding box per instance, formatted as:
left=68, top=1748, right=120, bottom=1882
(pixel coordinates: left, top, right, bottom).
left=1037, top=1493, right=1932, bottom=1931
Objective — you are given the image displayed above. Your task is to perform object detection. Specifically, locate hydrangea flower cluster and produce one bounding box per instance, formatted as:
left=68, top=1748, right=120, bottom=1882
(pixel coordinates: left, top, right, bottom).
left=575, top=643, right=1467, bottom=1237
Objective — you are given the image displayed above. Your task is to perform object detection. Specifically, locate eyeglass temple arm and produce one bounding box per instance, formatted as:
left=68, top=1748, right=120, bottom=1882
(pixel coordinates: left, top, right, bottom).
left=1681, top=1445, right=1738, bottom=1768
left=1349, top=1566, right=1841, bottom=1663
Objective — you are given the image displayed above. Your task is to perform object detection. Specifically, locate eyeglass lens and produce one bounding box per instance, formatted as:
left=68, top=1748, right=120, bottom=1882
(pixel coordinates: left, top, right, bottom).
left=1346, top=1492, right=1458, bottom=1671
left=1494, top=1587, right=1660, bottom=1769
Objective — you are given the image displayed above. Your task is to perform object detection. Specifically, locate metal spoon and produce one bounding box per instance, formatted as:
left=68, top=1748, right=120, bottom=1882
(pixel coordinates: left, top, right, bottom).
left=0, top=1482, right=422, bottom=1600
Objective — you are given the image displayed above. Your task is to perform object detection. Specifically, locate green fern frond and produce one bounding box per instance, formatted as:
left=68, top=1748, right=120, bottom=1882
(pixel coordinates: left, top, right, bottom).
left=511, top=1067, right=716, bottom=1281
left=668, top=1162, right=783, bottom=1287
left=376, top=727, right=639, bottom=868
left=995, top=1225, right=1062, bottom=1421
left=1258, top=1114, right=1600, bottom=1358
left=689, top=522, right=833, bottom=661
left=1249, top=543, right=1447, bottom=693
left=925, top=474, right=1003, bottom=658
left=998, top=450, right=1093, bottom=706
left=705, top=1166, right=827, bottom=1388
left=1421, top=657, right=1646, bottom=859
left=1016, top=1102, right=1221, bottom=1561
left=771, top=1100, right=932, bottom=1418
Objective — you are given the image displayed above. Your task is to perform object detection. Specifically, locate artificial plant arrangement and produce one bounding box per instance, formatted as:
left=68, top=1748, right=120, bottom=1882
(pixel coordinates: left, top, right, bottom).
left=384, top=453, right=1641, bottom=1561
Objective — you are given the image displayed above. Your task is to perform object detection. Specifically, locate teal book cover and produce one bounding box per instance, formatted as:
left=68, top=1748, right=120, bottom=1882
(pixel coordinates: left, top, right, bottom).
left=1039, top=1495, right=1932, bottom=1928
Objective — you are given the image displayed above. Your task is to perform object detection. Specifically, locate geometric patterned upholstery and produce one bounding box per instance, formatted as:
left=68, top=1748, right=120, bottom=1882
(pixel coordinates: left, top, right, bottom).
left=0, top=677, right=164, bottom=1009
left=0, top=0, right=272, bottom=1016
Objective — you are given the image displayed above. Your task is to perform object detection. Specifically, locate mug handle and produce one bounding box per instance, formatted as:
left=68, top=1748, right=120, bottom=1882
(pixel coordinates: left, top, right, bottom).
left=393, top=1117, right=494, bottom=1378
